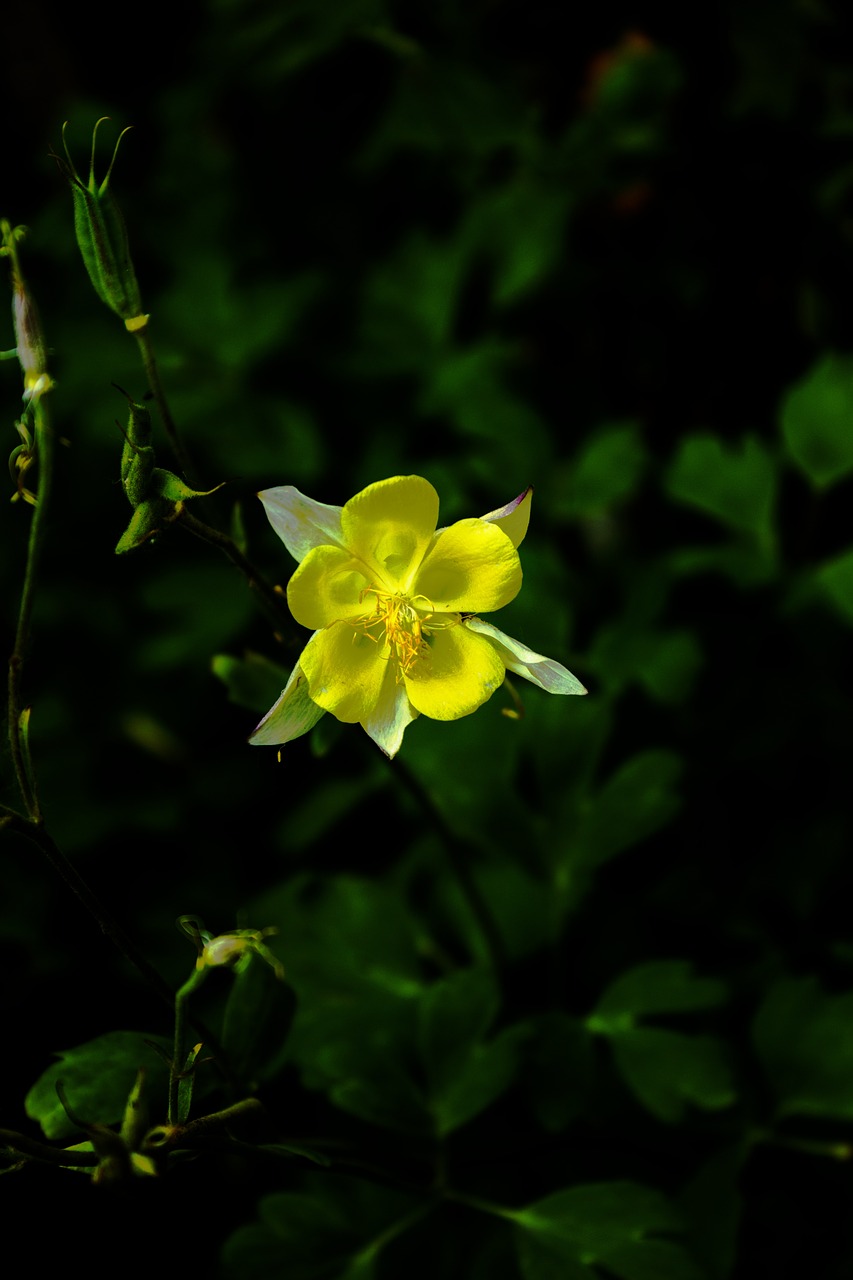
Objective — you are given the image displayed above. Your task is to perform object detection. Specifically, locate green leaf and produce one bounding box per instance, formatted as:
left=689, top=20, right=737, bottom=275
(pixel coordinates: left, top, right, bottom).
left=753, top=976, right=853, bottom=1118
left=220, top=952, right=296, bottom=1088
left=570, top=750, right=683, bottom=867
left=664, top=432, right=777, bottom=547
left=678, top=1143, right=747, bottom=1280
left=549, top=422, right=648, bottom=519
left=588, top=962, right=733, bottom=1123
left=254, top=877, right=427, bottom=1131
left=222, top=1178, right=423, bottom=1280
left=609, top=1028, right=735, bottom=1123
left=513, top=1182, right=702, bottom=1280
left=779, top=352, right=853, bottom=487
left=417, top=969, right=523, bottom=1134
left=592, top=960, right=727, bottom=1022
left=586, top=623, right=702, bottom=704
left=281, top=775, right=387, bottom=851
left=224, top=1193, right=354, bottom=1279
left=814, top=546, right=853, bottom=625
left=25, top=1031, right=171, bottom=1140
left=418, top=968, right=499, bottom=1081
left=211, top=650, right=292, bottom=714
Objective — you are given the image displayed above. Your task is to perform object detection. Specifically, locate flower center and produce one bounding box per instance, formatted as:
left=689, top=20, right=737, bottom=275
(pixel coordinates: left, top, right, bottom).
left=359, top=587, right=431, bottom=676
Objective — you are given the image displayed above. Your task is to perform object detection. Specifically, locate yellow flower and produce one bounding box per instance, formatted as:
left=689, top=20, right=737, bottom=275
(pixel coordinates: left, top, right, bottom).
left=250, top=475, right=585, bottom=757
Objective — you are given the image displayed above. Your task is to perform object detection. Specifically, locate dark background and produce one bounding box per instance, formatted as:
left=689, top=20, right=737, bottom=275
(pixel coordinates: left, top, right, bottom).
left=2, top=2, right=853, bottom=1276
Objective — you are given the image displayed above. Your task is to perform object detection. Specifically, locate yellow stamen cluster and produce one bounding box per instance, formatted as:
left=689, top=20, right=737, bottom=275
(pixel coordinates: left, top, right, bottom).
left=359, top=587, right=430, bottom=676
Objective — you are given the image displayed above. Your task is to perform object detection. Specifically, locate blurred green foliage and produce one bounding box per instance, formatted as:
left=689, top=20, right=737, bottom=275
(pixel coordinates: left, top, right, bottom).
left=2, top=0, right=853, bottom=1276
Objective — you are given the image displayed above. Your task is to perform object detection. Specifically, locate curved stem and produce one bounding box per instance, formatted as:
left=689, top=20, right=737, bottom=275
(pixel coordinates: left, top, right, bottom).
left=8, top=396, right=53, bottom=819
left=133, top=325, right=194, bottom=480
left=392, top=758, right=506, bottom=971
left=177, top=506, right=299, bottom=640
left=2, top=813, right=234, bottom=1087
left=0, top=1128, right=99, bottom=1168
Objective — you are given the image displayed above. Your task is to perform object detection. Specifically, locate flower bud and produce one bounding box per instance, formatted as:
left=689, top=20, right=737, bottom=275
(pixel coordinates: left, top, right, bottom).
left=118, top=391, right=156, bottom=506
left=52, top=120, right=146, bottom=328
left=1, top=221, right=51, bottom=402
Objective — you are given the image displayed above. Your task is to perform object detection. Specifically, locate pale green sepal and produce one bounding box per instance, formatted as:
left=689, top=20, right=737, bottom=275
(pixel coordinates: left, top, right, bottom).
left=149, top=468, right=223, bottom=503
left=258, top=485, right=344, bottom=563
left=361, top=668, right=419, bottom=758
left=249, top=654, right=325, bottom=746
left=465, top=618, right=587, bottom=695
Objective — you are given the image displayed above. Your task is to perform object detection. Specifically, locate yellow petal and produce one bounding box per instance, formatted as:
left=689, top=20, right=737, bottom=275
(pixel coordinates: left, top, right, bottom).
left=340, top=476, right=439, bottom=590
left=300, top=621, right=390, bottom=723
left=287, top=545, right=371, bottom=630
left=405, top=623, right=506, bottom=720
left=414, top=519, right=522, bottom=613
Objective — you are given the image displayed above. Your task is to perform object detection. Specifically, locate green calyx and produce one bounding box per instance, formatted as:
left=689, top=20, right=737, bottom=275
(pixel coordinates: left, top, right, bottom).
left=52, top=119, right=144, bottom=325
left=115, top=390, right=222, bottom=553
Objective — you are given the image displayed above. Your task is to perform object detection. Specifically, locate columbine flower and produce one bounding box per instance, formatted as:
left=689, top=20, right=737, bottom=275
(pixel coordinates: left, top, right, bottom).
left=250, top=475, right=585, bottom=757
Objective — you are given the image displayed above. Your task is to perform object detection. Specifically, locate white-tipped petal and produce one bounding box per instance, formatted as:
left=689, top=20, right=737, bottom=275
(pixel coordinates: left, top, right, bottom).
left=361, top=666, right=419, bottom=758
left=258, top=485, right=344, bottom=564
left=478, top=486, right=532, bottom=548
left=465, top=618, right=587, bottom=695
left=249, top=656, right=325, bottom=745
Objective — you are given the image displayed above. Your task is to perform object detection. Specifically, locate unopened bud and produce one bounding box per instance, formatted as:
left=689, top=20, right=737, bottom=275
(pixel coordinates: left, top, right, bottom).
left=52, top=120, right=146, bottom=327
left=1, top=221, right=51, bottom=401
left=117, top=389, right=155, bottom=506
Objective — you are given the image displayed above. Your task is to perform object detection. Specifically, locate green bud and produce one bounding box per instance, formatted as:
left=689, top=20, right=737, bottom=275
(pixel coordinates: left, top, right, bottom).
left=117, top=391, right=155, bottom=506
left=8, top=419, right=37, bottom=505
left=115, top=494, right=176, bottom=554
left=115, top=461, right=223, bottom=554
left=52, top=120, right=146, bottom=328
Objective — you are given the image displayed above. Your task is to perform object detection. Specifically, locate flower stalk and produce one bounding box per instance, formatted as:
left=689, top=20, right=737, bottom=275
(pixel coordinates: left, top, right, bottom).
left=2, top=221, right=54, bottom=819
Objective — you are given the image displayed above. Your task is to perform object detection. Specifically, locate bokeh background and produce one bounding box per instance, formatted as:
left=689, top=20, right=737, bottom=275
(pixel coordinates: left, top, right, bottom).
left=2, top=1, right=853, bottom=1275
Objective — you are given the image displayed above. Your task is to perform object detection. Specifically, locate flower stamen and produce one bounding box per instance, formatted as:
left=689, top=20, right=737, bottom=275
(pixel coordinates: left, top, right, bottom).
left=354, top=585, right=434, bottom=677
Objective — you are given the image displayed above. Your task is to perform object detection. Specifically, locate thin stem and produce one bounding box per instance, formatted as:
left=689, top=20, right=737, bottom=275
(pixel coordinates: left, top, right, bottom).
left=5, top=812, right=175, bottom=1005
left=391, top=758, right=506, bottom=971
left=169, top=969, right=205, bottom=1125
left=2, top=814, right=234, bottom=1086
left=177, top=506, right=299, bottom=639
left=0, top=1128, right=99, bottom=1168
left=443, top=1189, right=522, bottom=1222
left=8, top=396, right=53, bottom=819
left=133, top=325, right=194, bottom=480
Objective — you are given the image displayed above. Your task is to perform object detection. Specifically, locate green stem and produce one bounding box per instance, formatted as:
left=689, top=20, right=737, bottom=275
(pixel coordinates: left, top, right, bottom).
left=443, top=1189, right=522, bottom=1222
left=5, top=812, right=175, bottom=1005
left=133, top=325, right=194, bottom=480
left=2, top=814, right=233, bottom=1089
left=392, top=758, right=506, bottom=971
left=170, top=969, right=205, bottom=1125
left=177, top=506, right=299, bottom=639
left=0, top=1128, right=99, bottom=1168
left=8, top=396, right=53, bottom=819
